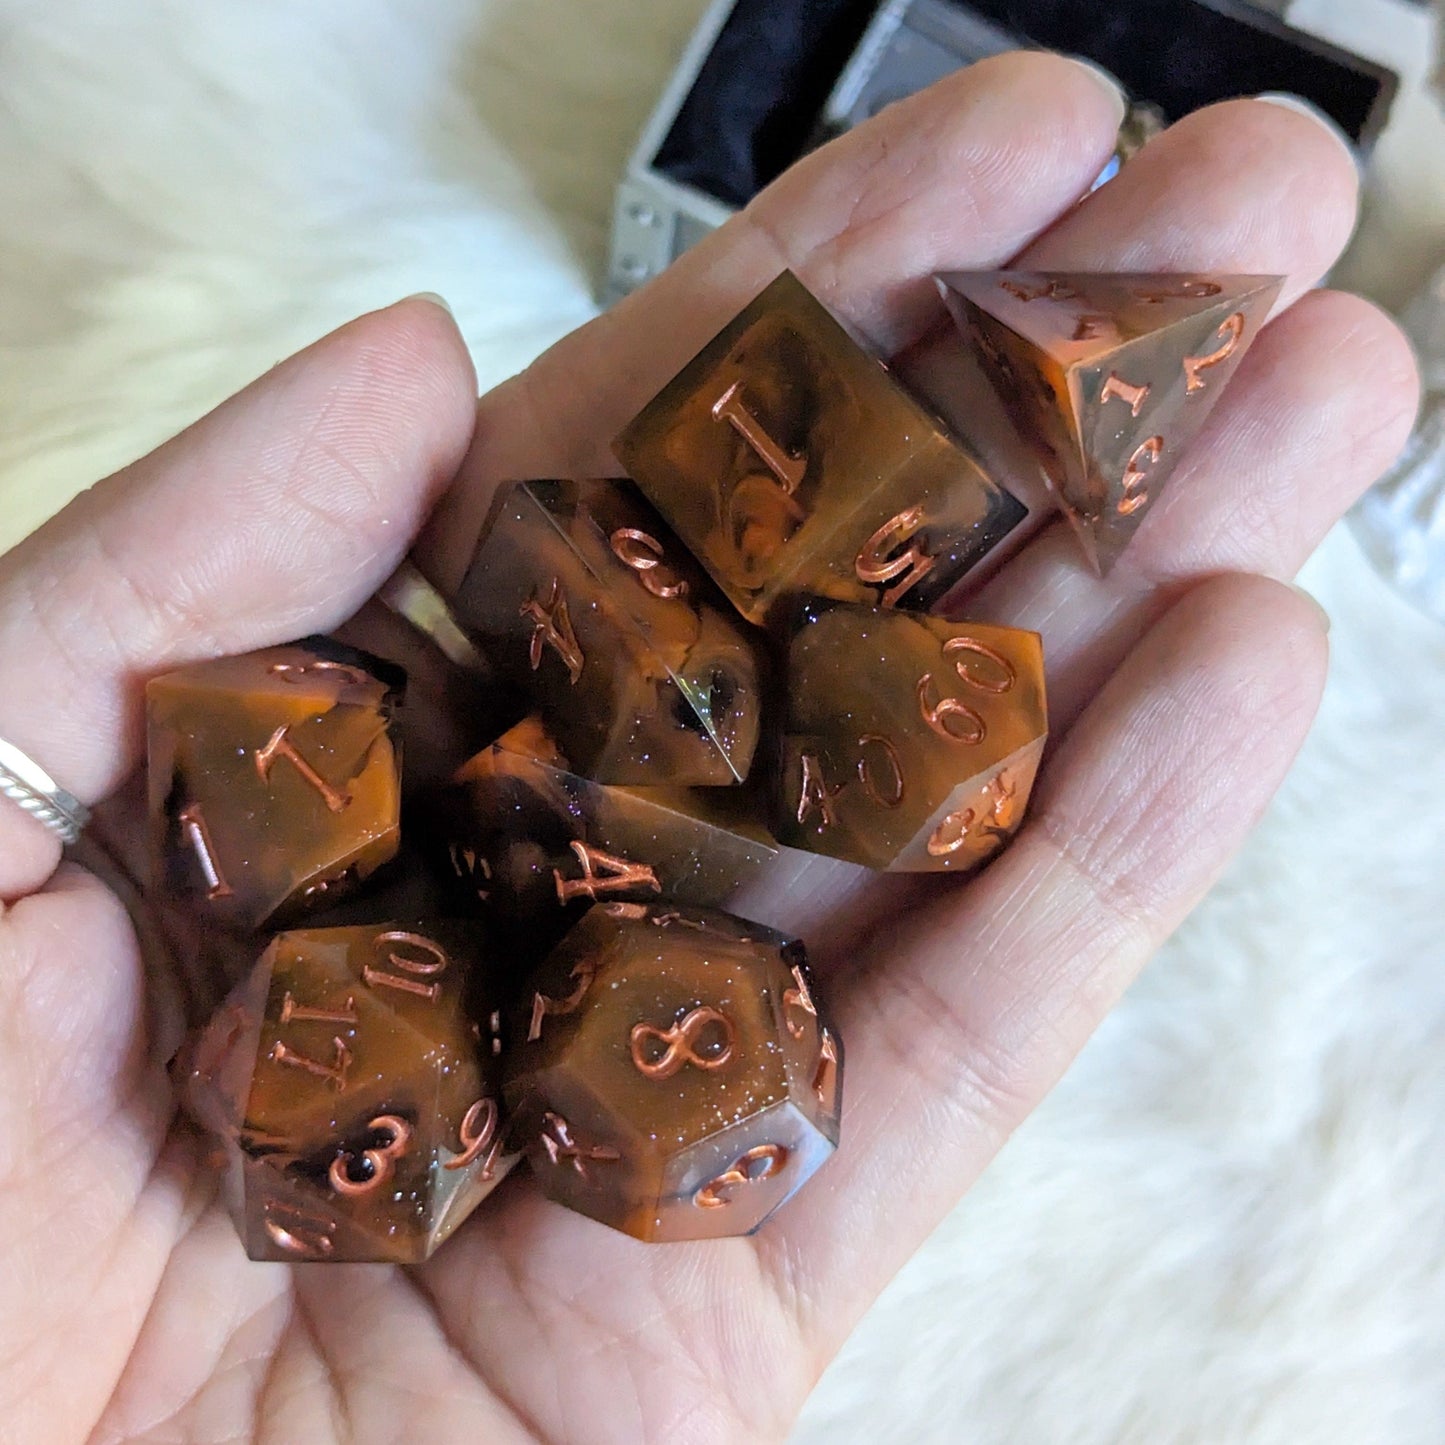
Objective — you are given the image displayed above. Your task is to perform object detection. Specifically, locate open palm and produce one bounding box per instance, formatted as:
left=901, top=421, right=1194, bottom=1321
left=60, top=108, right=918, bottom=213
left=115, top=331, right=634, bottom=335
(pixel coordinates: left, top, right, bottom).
left=0, top=56, right=1417, bottom=1445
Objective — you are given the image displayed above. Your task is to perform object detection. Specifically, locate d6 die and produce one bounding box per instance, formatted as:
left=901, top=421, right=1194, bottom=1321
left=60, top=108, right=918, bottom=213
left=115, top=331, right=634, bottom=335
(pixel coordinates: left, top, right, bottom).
left=504, top=902, right=841, bottom=1242
left=772, top=601, right=1046, bottom=871
left=454, top=478, right=764, bottom=785
left=614, top=270, right=1026, bottom=624
left=147, top=640, right=403, bottom=930
left=938, top=271, right=1281, bottom=573
left=176, top=921, right=512, bottom=1262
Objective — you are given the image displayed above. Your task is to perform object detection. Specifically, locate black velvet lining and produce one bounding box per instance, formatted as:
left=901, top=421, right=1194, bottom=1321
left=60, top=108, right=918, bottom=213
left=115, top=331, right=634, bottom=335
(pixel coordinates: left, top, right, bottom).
left=653, top=0, right=1397, bottom=210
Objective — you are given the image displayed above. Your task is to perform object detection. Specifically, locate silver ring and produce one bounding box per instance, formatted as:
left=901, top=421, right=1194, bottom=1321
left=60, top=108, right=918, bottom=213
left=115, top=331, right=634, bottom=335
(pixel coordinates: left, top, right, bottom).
left=0, top=736, right=90, bottom=845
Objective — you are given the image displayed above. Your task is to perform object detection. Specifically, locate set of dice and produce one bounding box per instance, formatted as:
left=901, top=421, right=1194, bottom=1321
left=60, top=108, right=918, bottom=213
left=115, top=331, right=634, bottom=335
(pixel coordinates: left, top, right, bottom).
left=158, top=267, right=1277, bottom=1261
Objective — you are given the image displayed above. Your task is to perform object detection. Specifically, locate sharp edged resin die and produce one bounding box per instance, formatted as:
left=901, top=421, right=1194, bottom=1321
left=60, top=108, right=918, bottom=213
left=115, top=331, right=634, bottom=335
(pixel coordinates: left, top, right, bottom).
left=773, top=601, right=1046, bottom=872
left=177, top=921, right=513, bottom=1263
left=147, top=640, right=403, bottom=930
left=455, top=479, right=764, bottom=785
left=504, top=902, right=841, bottom=1242
left=614, top=270, right=1027, bottom=624
left=938, top=272, right=1281, bottom=573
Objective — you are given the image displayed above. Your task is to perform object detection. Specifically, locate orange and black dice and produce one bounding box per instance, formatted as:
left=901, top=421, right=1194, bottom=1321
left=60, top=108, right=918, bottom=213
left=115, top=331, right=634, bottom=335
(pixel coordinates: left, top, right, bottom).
left=937, top=271, right=1282, bottom=574
left=613, top=270, right=1026, bottom=624
left=147, top=639, right=403, bottom=930
left=503, top=902, right=840, bottom=1242
left=454, top=478, right=763, bottom=786
left=425, top=718, right=814, bottom=960
left=175, top=921, right=513, bottom=1263
left=772, top=601, right=1046, bottom=872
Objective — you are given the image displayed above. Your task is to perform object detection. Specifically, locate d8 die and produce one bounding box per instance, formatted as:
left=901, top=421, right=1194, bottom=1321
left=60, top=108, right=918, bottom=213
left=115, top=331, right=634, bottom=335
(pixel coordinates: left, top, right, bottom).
left=614, top=270, right=1026, bottom=624
left=147, top=640, right=403, bottom=930
left=938, top=271, right=1281, bottom=573
left=176, top=921, right=512, bottom=1263
left=425, top=717, right=818, bottom=962
left=772, top=601, right=1046, bottom=871
left=454, top=478, right=764, bottom=785
left=504, top=902, right=841, bottom=1242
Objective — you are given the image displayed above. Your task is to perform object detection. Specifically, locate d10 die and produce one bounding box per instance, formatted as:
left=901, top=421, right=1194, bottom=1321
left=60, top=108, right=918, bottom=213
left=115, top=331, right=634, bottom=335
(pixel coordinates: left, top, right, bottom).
left=614, top=270, right=1026, bottom=624
left=938, top=271, right=1281, bottom=574
left=147, top=640, right=403, bottom=930
left=455, top=478, right=764, bottom=786
left=504, top=902, right=841, bottom=1242
left=176, top=921, right=512, bottom=1262
left=426, top=717, right=818, bottom=962
left=773, top=601, right=1046, bottom=872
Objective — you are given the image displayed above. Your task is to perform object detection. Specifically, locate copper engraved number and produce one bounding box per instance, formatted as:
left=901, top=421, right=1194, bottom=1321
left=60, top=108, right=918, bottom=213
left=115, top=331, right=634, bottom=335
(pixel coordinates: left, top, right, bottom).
left=609, top=527, right=689, bottom=600
left=856, top=733, right=905, bottom=808
left=1002, top=279, right=1077, bottom=303
left=445, top=1097, right=503, bottom=1176
left=917, top=675, right=987, bottom=745
left=255, top=726, right=351, bottom=813
left=1119, top=436, right=1164, bottom=515
left=695, top=1144, right=789, bottom=1209
left=854, top=506, right=936, bottom=607
left=268, top=660, right=369, bottom=687
left=528, top=961, right=597, bottom=1041
left=1134, top=280, right=1222, bottom=303
left=553, top=840, right=661, bottom=904
left=1073, top=315, right=1112, bottom=342
left=1099, top=373, right=1150, bottom=417
left=279, top=993, right=357, bottom=1026
left=926, top=806, right=978, bottom=857
left=270, top=1038, right=352, bottom=1090
left=263, top=1201, right=336, bottom=1258
left=814, top=1033, right=840, bottom=1108
left=629, top=1007, right=736, bottom=1079
left=540, top=1111, right=619, bottom=1182
left=329, top=1114, right=412, bottom=1197
left=178, top=802, right=232, bottom=900
left=520, top=578, right=585, bottom=684
left=1182, top=312, right=1244, bottom=393
left=712, top=380, right=805, bottom=491
left=363, top=931, right=448, bottom=1003
left=782, top=964, right=818, bottom=1041
left=943, top=637, right=1016, bottom=694
left=796, top=751, right=843, bottom=828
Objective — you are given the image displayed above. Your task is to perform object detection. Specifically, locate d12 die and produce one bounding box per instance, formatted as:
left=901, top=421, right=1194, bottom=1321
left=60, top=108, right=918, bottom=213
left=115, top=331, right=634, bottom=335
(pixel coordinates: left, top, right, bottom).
left=772, top=601, right=1046, bottom=872
left=425, top=717, right=825, bottom=964
left=147, top=639, right=403, bottom=930
left=503, top=902, right=841, bottom=1242
left=938, top=271, right=1281, bottom=573
left=614, top=270, right=1026, bottom=624
left=454, top=478, right=764, bottom=785
left=176, top=921, right=512, bottom=1262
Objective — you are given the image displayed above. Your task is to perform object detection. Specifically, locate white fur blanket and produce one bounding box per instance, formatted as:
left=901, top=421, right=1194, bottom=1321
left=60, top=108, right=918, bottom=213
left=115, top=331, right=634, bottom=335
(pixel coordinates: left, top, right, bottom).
left=0, top=2, right=1441, bottom=1440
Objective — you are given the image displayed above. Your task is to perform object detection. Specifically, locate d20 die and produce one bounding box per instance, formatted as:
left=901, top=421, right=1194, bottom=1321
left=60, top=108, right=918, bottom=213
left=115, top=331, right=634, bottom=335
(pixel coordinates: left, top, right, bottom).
left=613, top=270, right=1026, bottom=624
left=503, top=902, right=841, bottom=1242
left=772, top=601, right=1046, bottom=872
left=425, top=717, right=823, bottom=965
left=176, top=921, right=513, bottom=1263
left=454, top=478, right=764, bottom=786
left=147, top=639, right=403, bottom=930
left=937, top=271, right=1281, bottom=574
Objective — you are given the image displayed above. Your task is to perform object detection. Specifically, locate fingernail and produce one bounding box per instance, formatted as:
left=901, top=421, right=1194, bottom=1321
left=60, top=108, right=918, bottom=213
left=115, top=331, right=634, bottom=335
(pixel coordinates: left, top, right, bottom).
left=1288, top=582, right=1331, bottom=634
left=403, top=291, right=455, bottom=317
left=1065, top=55, right=1128, bottom=127
left=1255, top=94, right=1357, bottom=167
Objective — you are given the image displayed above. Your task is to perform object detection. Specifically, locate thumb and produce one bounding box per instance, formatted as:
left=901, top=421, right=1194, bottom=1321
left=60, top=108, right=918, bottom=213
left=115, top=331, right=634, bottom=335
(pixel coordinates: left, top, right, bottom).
left=0, top=296, right=476, bottom=895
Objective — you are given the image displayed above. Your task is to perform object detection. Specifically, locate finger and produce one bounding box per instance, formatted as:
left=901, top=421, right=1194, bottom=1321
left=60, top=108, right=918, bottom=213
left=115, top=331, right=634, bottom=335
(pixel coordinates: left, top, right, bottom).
left=758, top=574, right=1330, bottom=1351
left=0, top=297, right=476, bottom=895
left=963, top=289, right=1418, bottom=729
left=1022, top=97, right=1360, bottom=308
left=424, top=51, right=1130, bottom=585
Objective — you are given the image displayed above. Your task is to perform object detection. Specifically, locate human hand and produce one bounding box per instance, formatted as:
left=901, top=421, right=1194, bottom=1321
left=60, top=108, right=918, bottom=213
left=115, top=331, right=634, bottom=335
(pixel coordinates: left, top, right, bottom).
left=0, top=55, right=1417, bottom=1444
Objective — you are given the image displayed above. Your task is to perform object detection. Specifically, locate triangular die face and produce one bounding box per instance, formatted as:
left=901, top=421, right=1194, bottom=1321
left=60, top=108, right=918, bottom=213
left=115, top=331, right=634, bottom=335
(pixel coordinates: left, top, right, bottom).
left=939, top=272, right=1281, bottom=363
left=936, top=290, right=1086, bottom=500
